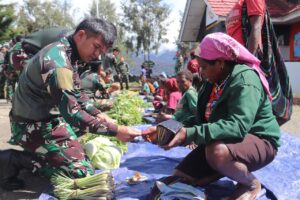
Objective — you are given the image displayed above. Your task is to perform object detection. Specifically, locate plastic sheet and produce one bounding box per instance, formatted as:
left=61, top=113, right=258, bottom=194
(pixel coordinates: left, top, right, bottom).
left=39, top=129, right=300, bottom=200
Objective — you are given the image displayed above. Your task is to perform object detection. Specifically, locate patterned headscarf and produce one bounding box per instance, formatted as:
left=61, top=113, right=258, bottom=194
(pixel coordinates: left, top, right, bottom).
left=196, top=32, right=272, bottom=101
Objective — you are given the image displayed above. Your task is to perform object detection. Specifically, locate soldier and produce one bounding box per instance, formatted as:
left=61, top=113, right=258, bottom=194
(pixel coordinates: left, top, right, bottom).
left=102, top=47, right=120, bottom=73
left=116, top=59, right=129, bottom=90
left=80, top=60, right=107, bottom=98
left=9, top=18, right=141, bottom=179
left=0, top=46, right=8, bottom=98
left=4, top=37, right=24, bottom=101
left=174, top=50, right=184, bottom=73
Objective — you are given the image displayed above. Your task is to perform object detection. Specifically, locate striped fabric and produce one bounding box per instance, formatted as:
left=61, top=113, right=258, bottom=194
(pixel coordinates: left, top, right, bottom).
left=242, top=2, right=293, bottom=125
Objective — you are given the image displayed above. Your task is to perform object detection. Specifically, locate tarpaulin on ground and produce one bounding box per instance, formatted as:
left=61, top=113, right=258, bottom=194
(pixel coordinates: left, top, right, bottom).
left=39, top=126, right=300, bottom=200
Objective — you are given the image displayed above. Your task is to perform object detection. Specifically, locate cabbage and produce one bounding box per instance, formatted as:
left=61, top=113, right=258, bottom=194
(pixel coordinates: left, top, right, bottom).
left=84, top=137, right=123, bottom=170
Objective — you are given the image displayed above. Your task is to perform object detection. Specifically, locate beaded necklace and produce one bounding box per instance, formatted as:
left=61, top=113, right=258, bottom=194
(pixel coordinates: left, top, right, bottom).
left=214, top=74, right=231, bottom=98
left=205, top=73, right=231, bottom=121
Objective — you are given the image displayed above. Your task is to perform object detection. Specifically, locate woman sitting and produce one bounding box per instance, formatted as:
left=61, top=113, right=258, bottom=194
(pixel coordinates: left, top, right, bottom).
left=161, top=78, right=182, bottom=115
left=143, top=32, right=280, bottom=200
left=156, top=69, right=198, bottom=123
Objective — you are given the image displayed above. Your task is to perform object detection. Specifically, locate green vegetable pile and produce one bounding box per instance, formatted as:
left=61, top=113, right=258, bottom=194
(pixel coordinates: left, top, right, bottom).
left=107, top=92, right=149, bottom=126
left=84, top=136, right=123, bottom=170
left=80, top=133, right=128, bottom=154
left=51, top=170, right=114, bottom=200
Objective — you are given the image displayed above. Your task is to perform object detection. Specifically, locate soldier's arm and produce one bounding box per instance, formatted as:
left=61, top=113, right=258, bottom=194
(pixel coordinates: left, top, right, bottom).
left=46, top=64, right=116, bottom=136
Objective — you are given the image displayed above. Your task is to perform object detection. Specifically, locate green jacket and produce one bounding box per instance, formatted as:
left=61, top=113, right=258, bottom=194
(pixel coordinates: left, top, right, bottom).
left=185, top=64, right=280, bottom=147
left=173, top=86, right=198, bottom=122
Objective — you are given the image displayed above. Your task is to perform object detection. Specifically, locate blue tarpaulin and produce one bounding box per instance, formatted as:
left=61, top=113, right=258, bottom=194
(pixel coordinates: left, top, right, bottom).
left=39, top=126, right=300, bottom=200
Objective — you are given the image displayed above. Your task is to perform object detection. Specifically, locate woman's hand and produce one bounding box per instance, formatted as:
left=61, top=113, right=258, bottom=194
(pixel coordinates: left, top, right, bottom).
left=155, top=113, right=172, bottom=123
left=141, top=126, right=157, bottom=143
left=162, top=127, right=187, bottom=150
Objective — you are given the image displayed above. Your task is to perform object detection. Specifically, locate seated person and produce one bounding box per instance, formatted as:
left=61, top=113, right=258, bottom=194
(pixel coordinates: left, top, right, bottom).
left=162, top=78, right=182, bottom=115
left=156, top=69, right=197, bottom=123
left=80, top=62, right=118, bottom=111
left=104, top=68, right=114, bottom=84
left=140, top=78, right=155, bottom=95
left=152, top=75, right=167, bottom=111
left=80, top=61, right=107, bottom=98
left=142, top=33, right=280, bottom=200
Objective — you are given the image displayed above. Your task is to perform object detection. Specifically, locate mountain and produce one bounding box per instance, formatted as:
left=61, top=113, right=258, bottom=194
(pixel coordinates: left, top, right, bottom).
left=129, top=50, right=177, bottom=76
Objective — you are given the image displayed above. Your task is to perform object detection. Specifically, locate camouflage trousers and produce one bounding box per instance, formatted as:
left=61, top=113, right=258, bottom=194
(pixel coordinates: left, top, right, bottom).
left=0, top=73, right=5, bottom=98
left=9, top=114, right=94, bottom=178
left=6, top=78, right=17, bottom=101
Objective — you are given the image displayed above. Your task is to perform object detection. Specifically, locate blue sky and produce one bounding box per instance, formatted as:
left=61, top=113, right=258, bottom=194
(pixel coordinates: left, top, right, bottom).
left=2, top=0, right=187, bottom=52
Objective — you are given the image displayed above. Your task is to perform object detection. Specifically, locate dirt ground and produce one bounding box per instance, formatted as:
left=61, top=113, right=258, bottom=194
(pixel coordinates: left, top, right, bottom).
left=0, top=100, right=299, bottom=200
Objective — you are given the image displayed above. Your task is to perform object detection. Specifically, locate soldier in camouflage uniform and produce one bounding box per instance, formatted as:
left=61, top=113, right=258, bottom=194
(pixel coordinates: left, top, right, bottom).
left=80, top=60, right=114, bottom=111
left=102, top=47, right=122, bottom=76
left=116, top=61, right=129, bottom=90
left=9, top=18, right=141, bottom=178
left=0, top=46, right=8, bottom=98
left=4, top=40, right=24, bottom=101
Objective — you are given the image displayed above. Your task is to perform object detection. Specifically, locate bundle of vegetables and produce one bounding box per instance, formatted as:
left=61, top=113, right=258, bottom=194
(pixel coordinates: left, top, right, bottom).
left=51, top=170, right=114, bottom=200
left=84, top=136, right=124, bottom=170
left=107, top=92, right=148, bottom=126
left=80, top=133, right=128, bottom=154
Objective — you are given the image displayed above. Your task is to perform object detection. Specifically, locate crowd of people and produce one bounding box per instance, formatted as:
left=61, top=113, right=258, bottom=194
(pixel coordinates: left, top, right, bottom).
left=0, top=0, right=293, bottom=199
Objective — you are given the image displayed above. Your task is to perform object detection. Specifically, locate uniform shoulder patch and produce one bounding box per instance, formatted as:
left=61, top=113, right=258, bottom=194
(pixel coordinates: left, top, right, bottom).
left=56, top=67, right=73, bottom=90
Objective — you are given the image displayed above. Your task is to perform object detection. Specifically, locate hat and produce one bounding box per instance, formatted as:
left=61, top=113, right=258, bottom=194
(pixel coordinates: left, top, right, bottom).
left=160, top=72, right=167, bottom=78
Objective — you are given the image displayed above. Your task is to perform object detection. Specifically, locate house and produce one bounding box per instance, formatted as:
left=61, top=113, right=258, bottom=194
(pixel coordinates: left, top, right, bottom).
left=179, top=0, right=300, bottom=94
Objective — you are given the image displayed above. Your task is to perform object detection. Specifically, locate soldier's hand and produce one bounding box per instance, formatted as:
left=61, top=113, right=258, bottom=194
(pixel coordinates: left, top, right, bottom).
left=116, top=126, right=141, bottom=142
left=97, top=113, right=116, bottom=124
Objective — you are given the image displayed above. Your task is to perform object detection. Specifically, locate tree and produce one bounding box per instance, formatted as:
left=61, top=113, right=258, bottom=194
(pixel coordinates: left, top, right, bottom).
left=88, top=0, right=135, bottom=68
left=0, top=2, right=16, bottom=42
left=120, top=0, right=171, bottom=61
left=16, top=0, right=74, bottom=34
left=89, top=0, right=118, bottom=23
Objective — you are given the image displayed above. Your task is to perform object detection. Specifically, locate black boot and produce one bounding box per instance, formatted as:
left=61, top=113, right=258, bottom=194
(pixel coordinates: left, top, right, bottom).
left=0, top=149, right=40, bottom=190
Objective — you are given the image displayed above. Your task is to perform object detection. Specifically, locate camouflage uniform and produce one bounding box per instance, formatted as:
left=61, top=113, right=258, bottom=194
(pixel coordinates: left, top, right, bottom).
left=10, top=36, right=116, bottom=178
left=116, top=62, right=129, bottom=90
left=4, top=42, right=23, bottom=101
left=80, top=70, right=113, bottom=111
left=102, top=53, right=117, bottom=74
left=0, top=60, right=6, bottom=98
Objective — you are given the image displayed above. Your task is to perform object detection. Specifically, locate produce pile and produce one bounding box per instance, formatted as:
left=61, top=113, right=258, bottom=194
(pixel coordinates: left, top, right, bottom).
left=106, top=92, right=150, bottom=126
left=80, top=133, right=128, bottom=170
left=51, top=170, right=114, bottom=200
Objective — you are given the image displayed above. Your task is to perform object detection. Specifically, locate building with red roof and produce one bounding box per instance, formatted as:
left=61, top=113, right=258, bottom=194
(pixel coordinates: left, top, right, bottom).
left=179, top=0, right=300, bottom=93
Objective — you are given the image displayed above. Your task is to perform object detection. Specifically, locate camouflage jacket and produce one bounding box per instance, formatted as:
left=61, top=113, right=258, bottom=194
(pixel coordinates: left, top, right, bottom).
left=80, top=70, right=106, bottom=97
left=12, top=36, right=113, bottom=135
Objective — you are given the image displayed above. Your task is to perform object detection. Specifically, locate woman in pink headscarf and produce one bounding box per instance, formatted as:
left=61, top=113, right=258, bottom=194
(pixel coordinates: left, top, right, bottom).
left=143, top=32, right=280, bottom=199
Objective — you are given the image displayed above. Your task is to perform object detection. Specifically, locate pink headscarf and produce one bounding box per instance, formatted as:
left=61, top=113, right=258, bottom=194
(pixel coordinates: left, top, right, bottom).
left=196, top=32, right=272, bottom=101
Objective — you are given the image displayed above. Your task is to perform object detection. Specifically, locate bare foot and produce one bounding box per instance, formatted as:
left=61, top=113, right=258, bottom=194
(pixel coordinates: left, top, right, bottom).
left=229, top=179, right=261, bottom=200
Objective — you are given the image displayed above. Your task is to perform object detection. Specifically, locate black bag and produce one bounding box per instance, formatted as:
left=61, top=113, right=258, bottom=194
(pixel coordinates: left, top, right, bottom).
left=156, top=119, right=183, bottom=146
